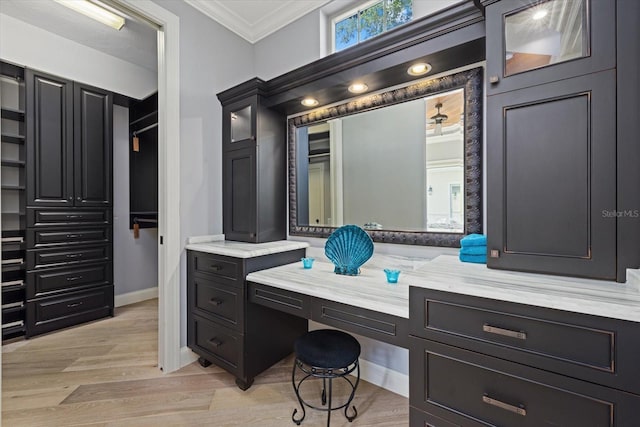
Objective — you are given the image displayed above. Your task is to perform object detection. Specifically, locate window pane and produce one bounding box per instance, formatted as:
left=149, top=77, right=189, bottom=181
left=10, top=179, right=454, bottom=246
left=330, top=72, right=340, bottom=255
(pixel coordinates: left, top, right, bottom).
left=359, top=2, right=384, bottom=42
left=335, top=14, right=358, bottom=51
left=504, top=0, right=587, bottom=76
left=386, top=0, right=413, bottom=30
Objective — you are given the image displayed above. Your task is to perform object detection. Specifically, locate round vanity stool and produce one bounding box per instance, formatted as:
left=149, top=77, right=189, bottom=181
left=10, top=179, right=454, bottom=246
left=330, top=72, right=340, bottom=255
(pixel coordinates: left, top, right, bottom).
left=291, top=329, right=360, bottom=426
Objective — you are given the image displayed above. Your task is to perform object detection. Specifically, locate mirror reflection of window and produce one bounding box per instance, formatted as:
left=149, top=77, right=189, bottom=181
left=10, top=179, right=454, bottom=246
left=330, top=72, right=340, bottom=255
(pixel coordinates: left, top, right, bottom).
left=504, top=0, right=587, bottom=76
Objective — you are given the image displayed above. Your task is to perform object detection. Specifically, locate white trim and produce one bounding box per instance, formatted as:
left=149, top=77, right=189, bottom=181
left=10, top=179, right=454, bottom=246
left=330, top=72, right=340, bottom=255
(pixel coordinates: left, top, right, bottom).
left=180, top=346, right=199, bottom=367
left=352, top=358, right=409, bottom=398
left=119, top=0, right=181, bottom=374
left=114, top=287, right=158, bottom=307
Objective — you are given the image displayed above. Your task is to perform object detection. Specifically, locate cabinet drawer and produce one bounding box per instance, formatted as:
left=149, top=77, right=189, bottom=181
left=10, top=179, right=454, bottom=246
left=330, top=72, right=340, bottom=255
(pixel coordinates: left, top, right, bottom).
left=410, top=287, right=640, bottom=395
left=27, top=208, right=111, bottom=227
left=27, top=245, right=109, bottom=270
left=27, top=227, right=111, bottom=248
left=189, top=314, right=242, bottom=377
left=26, top=285, right=113, bottom=337
left=27, top=262, right=111, bottom=299
left=410, top=407, right=459, bottom=427
left=312, top=299, right=408, bottom=348
left=192, top=276, right=243, bottom=331
left=409, top=338, right=640, bottom=427
left=191, top=252, right=240, bottom=283
left=248, top=282, right=311, bottom=318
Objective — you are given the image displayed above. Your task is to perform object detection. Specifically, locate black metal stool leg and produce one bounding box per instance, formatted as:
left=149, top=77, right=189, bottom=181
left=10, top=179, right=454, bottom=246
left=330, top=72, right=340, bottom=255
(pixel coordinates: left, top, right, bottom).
left=291, top=361, right=306, bottom=425
left=326, top=377, right=333, bottom=427
left=344, top=362, right=360, bottom=422
left=321, top=377, right=327, bottom=405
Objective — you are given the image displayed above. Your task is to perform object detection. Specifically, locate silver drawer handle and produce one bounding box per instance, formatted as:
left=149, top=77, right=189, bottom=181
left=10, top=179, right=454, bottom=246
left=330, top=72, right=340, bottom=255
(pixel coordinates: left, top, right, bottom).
left=66, top=234, right=81, bottom=238
left=482, top=394, right=526, bottom=416
left=208, top=337, right=223, bottom=348
left=67, top=302, right=84, bottom=308
left=483, top=324, right=527, bottom=340
left=209, top=265, right=222, bottom=271
left=66, top=275, right=83, bottom=281
left=66, top=215, right=81, bottom=219
left=66, top=254, right=83, bottom=258
left=209, top=298, right=223, bottom=306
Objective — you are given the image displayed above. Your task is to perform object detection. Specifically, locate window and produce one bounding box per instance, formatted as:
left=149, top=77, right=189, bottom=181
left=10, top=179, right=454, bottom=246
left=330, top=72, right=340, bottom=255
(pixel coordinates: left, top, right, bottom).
left=332, top=0, right=413, bottom=52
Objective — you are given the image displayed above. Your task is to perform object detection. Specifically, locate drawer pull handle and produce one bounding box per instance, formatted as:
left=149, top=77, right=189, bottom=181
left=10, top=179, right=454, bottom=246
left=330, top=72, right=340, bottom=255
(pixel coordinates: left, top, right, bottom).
left=67, top=302, right=84, bottom=308
left=209, top=298, right=223, bottom=306
left=482, top=394, right=526, bottom=416
left=208, top=338, right=223, bottom=347
left=66, top=234, right=81, bottom=239
left=66, top=254, right=83, bottom=258
left=66, top=215, right=81, bottom=219
left=209, top=265, right=222, bottom=271
left=66, top=275, right=83, bottom=281
left=483, top=324, right=527, bottom=340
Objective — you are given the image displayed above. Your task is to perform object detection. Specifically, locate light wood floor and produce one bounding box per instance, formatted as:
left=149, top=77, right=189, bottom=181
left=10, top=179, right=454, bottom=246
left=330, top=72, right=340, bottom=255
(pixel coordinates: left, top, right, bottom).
left=2, top=299, right=408, bottom=426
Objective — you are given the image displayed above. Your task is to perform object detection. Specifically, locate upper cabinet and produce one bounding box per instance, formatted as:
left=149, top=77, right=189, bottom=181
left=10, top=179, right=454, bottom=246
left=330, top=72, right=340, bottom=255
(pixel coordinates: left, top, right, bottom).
left=485, top=0, right=619, bottom=280
left=486, top=0, right=615, bottom=95
left=26, top=70, right=112, bottom=207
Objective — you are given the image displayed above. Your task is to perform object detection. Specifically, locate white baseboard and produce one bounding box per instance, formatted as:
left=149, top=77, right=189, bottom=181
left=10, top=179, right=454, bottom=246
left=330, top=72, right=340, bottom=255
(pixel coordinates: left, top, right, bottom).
left=114, top=287, right=158, bottom=307
left=353, top=358, right=409, bottom=397
left=180, top=346, right=199, bottom=367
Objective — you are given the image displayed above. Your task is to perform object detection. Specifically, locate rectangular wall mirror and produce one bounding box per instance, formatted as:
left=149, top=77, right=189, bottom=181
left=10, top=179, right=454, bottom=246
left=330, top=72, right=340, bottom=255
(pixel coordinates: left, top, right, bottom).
left=288, top=67, right=483, bottom=247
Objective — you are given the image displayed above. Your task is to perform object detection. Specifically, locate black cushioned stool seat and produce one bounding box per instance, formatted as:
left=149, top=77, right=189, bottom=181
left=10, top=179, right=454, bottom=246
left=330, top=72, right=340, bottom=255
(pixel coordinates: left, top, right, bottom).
left=291, top=329, right=361, bottom=426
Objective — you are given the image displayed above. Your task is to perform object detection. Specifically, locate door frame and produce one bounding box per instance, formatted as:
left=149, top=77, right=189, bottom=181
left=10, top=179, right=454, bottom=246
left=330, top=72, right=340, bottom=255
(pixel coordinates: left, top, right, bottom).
left=120, top=0, right=182, bottom=373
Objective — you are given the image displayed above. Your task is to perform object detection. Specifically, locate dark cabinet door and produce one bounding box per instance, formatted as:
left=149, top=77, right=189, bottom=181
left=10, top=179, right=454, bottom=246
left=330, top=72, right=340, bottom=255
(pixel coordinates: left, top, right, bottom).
left=223, top=147, right=257, bottom=242
left=26, top=70, right=74, bottom=207
left=74, top=83, right=112, bottom=207
left=487, top=70, right=616, bottom=279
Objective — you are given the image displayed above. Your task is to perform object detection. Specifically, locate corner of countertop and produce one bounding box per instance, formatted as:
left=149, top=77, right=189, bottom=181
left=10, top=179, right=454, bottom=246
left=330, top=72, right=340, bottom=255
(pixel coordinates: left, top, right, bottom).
left=186, top=234, right=225, bottom=245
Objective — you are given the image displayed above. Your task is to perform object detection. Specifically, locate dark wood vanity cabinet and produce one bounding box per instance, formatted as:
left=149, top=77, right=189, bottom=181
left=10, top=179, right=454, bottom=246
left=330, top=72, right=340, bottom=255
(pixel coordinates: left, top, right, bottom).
left=187, top=249, right=307, bottom=390
left=218, top=81, right=286, bottom=243
left=24, top=69, right=113, bottom=337
left=408, top=287, right=640, bottom=426
left=485, top=0, right=622, bottom=279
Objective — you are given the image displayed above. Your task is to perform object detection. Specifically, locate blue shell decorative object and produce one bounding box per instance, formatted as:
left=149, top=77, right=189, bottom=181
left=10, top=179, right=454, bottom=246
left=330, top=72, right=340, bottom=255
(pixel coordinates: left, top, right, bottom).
left=324, top=225, right=374, bottom=276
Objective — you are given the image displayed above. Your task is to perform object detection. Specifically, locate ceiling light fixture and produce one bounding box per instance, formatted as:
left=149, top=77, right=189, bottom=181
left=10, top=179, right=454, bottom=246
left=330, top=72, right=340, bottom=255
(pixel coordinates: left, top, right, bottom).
left=532, top=8, right=548, bottom=20
left=301, top=98, right=319, bottom=107
left=348, top=82, right=368, bottom=94
left=54, top=0, right=126, bottom=30
left=407, top=62, right=432, bottom=76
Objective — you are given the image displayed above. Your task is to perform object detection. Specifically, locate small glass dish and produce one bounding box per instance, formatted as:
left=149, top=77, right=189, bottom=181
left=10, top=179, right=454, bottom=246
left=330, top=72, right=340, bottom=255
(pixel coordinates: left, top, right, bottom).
left=301, top=257, right=315, bottom=269
left=384, top=269, right=401, bottom=283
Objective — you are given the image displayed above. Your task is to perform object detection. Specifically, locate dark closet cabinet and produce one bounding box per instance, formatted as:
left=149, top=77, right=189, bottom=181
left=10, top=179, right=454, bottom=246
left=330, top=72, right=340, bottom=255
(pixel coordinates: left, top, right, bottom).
left=485, top=0, right=619, bottom=279
left=218, top=81, right=286, bottom=243
left=24, top=69, right=113, bottom=337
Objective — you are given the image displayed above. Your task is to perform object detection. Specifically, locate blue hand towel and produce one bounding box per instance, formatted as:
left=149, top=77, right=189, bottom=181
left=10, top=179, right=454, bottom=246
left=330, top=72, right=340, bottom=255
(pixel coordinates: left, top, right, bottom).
left=460, top=246, right=486, bottom=256
left=460, top=234, right=487, bottom=247
left=459, top=253, right=487, bottom=264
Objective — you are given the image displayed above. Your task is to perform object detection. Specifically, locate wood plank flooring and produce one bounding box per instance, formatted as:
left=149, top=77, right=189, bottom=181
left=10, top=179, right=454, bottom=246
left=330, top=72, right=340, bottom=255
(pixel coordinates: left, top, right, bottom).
left=2, top=299, right=409, bottom=426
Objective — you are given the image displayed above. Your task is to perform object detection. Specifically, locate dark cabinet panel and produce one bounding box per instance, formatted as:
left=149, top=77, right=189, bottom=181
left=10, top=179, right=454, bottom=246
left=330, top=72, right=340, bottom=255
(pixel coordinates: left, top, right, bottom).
left=27, top=245, right=110, bottom=270
left=26, top=70, right=74, bottom=207
left=27, top=208, right=111, bottom=227
left=191, top=252, right=240, bottom=283
left=487, top=70, right=616, bottom=278
left=74, top=83, right=112, bottom=207
left=27, top=262, right=111, bottom=299
left=191, top=275, right=243, bottom=332
left=223, top=147, right=257, bottom=242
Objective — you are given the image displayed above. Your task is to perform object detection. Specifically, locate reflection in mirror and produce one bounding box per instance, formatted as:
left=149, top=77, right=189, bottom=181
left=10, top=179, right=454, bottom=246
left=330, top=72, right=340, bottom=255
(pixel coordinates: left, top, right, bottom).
left=504, top=0, right=587, bottom=76
left=288, top=67, right=483, bottom=247
left=299, top=89, right=465, bottom=233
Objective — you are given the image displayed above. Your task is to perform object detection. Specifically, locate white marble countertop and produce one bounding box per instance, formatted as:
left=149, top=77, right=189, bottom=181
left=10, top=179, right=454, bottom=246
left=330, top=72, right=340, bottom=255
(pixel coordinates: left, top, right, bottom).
left=247, top=259, right=410, bottom=318
left=186, top=236, right=309, bottom=259
left=407, top=255, right=640, bottom=323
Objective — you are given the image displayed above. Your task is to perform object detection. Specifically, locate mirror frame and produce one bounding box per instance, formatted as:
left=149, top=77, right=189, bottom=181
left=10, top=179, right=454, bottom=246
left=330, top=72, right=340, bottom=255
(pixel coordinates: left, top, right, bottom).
left=288, top=67, right=483, bottom=247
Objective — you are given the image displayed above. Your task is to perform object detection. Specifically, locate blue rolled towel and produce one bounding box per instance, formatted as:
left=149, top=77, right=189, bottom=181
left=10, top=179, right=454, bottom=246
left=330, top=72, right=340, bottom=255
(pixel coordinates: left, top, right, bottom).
left=460, top=234, right=487, bottom=247
left=460, top=246, right=486, bottom=256
left=459, top=253, right=487, bottom=264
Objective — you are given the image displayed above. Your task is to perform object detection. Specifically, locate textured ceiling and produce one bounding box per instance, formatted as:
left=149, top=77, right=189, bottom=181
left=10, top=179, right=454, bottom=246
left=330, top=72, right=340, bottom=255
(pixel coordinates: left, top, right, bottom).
left=184, top=0, right=331, bottom=43
left=0, top=0, right=157, bottom=72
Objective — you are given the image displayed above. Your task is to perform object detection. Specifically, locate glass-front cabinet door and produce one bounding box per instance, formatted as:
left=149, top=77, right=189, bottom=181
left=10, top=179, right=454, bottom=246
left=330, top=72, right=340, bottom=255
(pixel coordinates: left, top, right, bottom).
left=230, top=105, right=252, bottom=143
left=486, top=0, right=615, bottom=95
left=223, top=97, right=257, bottom=151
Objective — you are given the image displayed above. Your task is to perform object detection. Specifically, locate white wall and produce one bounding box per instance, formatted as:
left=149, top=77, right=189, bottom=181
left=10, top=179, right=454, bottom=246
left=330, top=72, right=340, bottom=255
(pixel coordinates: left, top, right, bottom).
left=113, top=105, right=159, bottom=297
left=0, top=14, right=157, bottom=99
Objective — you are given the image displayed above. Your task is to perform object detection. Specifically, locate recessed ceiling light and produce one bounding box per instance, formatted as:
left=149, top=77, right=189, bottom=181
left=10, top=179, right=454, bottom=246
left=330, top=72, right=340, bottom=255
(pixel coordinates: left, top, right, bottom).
left=54, top=0, right=125, bottom=30
left=407, top=62, right=432, bottom=76
left=348, top=82, right=368, bottom=94
left=301, top=98, right=319, bottom=107
left=532, top=8, right=548, bottom=20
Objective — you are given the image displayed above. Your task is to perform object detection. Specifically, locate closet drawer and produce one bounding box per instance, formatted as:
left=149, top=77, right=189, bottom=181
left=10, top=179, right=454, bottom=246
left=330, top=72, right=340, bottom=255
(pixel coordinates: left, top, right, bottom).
left=26, top=285, right=113, bottom=337
left=27, top=208, right=111, bottom=227
left=409, top=338, right=640, bottom=427
left=409, top=287, right=640, bottom=394
left=27, top=227, right=111, bottom=248
left=191, top=252, right=240, bottom=283
left=27, top=245, right=110, bottom=270
left=192, top=275, right=243, bottom=331
left=189, top=314, right=242, bottom=377
left=27, top=262, right=111, bottom=299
